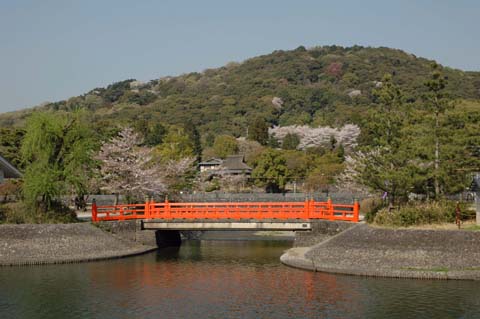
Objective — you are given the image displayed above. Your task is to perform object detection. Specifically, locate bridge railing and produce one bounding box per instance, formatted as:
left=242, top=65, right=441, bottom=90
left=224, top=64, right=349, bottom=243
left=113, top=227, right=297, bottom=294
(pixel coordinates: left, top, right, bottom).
left=92, top=199, right=359, bottom=222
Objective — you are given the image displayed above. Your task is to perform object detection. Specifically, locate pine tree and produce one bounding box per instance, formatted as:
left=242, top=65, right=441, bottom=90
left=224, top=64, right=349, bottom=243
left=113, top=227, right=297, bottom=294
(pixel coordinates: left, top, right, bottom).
left=422, top=63, right=454, bottom=198
left=248, top=117, right=269, bottom=145
left=353, top=74, right=415, bottom=205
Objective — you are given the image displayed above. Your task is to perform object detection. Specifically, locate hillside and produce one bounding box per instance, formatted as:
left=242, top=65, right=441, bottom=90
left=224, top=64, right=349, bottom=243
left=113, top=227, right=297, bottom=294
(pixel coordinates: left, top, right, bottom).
left=1, top=46, right=480, bottom=135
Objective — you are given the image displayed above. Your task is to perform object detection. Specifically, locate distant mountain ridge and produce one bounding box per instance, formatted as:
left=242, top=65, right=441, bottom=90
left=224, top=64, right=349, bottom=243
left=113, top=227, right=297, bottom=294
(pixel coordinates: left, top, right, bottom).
left=1, top=45, right=479, bottom=137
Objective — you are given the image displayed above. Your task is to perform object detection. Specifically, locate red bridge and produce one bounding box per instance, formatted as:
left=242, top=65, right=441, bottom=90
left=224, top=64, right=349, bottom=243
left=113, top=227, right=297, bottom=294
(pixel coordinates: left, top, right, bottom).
left=92, top=199, right=360, bottom=224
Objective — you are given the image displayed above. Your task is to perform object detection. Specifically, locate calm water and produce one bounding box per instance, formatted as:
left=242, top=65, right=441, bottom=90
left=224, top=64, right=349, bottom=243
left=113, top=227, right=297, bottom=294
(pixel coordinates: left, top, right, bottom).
left=1, top=239, right=480, bottom=319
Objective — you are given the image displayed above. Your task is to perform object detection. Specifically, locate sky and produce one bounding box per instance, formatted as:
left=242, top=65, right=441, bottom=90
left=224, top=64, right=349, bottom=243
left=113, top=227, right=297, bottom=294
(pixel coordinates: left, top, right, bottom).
left=1, top=0, right=479, bottom=113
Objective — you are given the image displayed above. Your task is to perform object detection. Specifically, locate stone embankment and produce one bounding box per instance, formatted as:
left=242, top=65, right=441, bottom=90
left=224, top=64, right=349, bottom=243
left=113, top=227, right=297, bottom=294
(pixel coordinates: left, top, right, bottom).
left=0, top=223, right=157, bottom=266
left=282, top=223, right=480, bottom=280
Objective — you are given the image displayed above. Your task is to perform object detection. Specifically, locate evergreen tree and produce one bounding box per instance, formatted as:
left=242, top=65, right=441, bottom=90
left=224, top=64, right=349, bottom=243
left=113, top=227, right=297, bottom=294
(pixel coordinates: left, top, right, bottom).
left=422, top=63, right=454, bottom=198
left=354, top=74, right=415, bottom=204
left=282, top=133, right=300, bottom=150
left=183, top=120, right=202, bottom=161
left=252, top=149, right=289, bottom=193
left=248, top=117, right=269, bottom=145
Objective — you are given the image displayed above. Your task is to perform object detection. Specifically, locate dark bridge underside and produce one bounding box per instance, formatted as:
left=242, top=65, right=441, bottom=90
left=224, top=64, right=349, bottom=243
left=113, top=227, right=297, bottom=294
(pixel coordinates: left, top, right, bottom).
left=142, top=219, right=312, bottom=231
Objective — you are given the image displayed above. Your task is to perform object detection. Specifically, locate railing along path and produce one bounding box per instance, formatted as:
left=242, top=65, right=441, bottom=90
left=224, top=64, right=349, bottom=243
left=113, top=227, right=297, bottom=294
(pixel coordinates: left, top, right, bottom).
left=92, top=199, right=360, bottom=222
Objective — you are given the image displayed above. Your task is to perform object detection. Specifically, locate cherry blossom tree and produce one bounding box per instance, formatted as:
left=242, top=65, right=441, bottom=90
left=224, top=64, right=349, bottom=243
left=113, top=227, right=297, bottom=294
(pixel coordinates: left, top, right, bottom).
left=96, top=128, right=166, bottom=201
left=269, top=124, right=360, bottom=151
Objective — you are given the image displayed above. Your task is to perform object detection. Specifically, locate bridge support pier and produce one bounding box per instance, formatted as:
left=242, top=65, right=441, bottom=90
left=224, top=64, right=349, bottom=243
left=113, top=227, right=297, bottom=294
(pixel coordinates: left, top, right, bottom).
left=98, top=221, right=182, bottom=249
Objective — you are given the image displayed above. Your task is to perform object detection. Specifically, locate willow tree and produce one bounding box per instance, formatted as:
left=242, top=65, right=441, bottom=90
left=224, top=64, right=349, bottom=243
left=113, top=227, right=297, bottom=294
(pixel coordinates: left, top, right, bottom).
left=21, top=111, right=96, bottom=210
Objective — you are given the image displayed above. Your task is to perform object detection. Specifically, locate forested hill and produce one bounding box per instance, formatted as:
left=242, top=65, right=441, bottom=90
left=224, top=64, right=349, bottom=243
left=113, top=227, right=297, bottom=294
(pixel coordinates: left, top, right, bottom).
left=1, top=45, right=480, bottom=137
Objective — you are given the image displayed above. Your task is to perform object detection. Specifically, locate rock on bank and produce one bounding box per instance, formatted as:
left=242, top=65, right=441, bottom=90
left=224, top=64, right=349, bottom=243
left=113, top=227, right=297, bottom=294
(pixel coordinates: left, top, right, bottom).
left=0, top=223, right=157, bottom=266
left=282, top=224, right=480, bottom=280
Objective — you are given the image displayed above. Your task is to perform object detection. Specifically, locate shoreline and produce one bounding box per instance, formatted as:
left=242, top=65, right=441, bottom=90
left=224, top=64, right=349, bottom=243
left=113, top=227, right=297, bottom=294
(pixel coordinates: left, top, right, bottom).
left=281, top=224, right=480, bottom=280
left=0, top=223, right=157, bottom=266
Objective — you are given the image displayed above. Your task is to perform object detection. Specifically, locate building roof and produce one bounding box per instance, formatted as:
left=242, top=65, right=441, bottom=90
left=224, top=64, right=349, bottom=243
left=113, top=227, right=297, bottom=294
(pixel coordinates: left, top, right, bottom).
left=220, top=155, right=252, bottom=172
left=199, top=158, right=223, bottom=166
left=0, top=155, right=22, bottom=178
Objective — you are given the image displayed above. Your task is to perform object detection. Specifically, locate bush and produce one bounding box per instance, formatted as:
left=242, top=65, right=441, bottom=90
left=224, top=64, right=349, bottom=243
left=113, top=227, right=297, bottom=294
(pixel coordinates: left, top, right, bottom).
left=360, top=197, right=385, bottom=223
left=373, top=200, right=473, bottom=227
left=0, top=202, right=78, bottom=224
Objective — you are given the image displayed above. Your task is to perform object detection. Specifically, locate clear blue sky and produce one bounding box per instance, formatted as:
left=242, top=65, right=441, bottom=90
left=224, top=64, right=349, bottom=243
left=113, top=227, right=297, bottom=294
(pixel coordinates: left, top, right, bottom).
left=1, top=0, right=479, bottom=113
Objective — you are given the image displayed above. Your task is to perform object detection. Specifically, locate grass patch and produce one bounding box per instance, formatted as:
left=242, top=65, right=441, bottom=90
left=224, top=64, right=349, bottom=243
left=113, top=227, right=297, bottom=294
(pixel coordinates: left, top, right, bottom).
left=373, top=200, right=474, bottom=227
left=464, top=224, right=480, bottom=231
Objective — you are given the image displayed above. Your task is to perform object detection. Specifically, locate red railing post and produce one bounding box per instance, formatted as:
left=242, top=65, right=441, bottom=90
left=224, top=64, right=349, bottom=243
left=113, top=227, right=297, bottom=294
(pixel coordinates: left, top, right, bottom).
left=328, top=197, right=334, bottom=220
left=92, top=199, right=98, bottom=222
left=353, top=199, right=360, bottom=222
left=165, top=198, right=171, bottom=219
left=308, top=198, right=315, bottom=218
left=304, top=199, right=309, bottom=219
left=144, top=199, right=150, bottom=219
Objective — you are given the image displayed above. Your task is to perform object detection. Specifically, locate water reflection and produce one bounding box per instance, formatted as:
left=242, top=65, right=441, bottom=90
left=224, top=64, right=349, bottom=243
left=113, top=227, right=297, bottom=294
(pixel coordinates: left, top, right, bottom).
left=1, top=240, right=480, bottom=319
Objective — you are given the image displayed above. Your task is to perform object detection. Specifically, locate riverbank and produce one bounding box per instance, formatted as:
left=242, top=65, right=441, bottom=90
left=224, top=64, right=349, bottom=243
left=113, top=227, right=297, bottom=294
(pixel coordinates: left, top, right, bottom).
left=0, top=223, right=157, bottom=266
left=281, top=223, right=480, bottom=280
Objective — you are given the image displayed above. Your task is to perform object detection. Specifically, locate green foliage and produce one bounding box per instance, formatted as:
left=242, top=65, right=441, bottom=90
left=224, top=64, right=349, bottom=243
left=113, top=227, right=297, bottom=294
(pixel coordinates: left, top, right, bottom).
left=212, top=135, right=239, bottom=158
left=282, top=133, right=300, bottom=150
left=0, top=202, right=77, bottom=224
left=154, top=126, right=194, bottom=162
left=248, top=117, right=269, bottom=145
left=373, top=201, right=472, bottom=227
left=0, top=127, right=25, bottom=169
left=2, top=46, right=480, bottom=144
left=360, top=197, right=385, bottom=223
left=252, top=149, right=289, bottom=193
left=419, top=64, right=457, bottom=198
left=304, top=153, right=344, bottom=192
left=21, top=111, right=96, bottom=209
left=183, top=120, right=202, bottom=161
left=355, top=74, right=416, bottom=204
left=0, top=46, right=479, bottom=202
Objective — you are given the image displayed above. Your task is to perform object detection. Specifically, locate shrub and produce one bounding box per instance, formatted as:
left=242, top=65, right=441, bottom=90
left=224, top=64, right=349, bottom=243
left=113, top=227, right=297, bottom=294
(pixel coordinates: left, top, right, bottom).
left=373, top=200, right=473, bottom=227
left=360, top=197, right=385, bottom=223
left=0, top=202, right=78, bottom=224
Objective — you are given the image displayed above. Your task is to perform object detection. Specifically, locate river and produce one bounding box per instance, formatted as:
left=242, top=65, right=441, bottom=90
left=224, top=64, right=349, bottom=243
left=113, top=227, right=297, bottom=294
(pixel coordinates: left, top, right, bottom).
left=1, top=236, right=480, bottom=319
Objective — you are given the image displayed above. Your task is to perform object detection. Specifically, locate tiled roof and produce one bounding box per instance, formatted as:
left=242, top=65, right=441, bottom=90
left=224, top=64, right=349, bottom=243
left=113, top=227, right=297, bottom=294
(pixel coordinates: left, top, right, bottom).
left=220, top=155, right=252, bottom=171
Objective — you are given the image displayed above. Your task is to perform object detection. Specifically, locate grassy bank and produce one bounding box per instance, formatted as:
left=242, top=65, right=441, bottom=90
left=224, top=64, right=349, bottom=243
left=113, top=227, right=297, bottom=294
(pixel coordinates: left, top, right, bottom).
left=0, top=202, right=78, bottom=224
left=363, top=200, right=475, bottom=228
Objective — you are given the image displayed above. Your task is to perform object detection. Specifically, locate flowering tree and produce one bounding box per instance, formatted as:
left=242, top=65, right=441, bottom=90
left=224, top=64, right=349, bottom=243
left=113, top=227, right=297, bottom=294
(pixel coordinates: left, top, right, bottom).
left=269, top=124, right=360, bottom=150
left=96, top=128, right=166, bottom=201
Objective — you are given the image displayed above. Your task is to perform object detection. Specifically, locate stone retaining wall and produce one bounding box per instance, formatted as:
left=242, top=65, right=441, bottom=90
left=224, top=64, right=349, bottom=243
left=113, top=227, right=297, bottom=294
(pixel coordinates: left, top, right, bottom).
left=0, top=223, right=157, bottom=266
left=283, top=224, right=480, bottom=280
left=294, top=220, right=355, bottom=247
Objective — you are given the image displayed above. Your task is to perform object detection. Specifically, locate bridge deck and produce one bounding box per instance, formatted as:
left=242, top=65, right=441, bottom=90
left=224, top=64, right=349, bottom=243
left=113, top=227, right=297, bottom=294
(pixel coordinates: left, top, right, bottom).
left=142, top=219, right=312, bottom=230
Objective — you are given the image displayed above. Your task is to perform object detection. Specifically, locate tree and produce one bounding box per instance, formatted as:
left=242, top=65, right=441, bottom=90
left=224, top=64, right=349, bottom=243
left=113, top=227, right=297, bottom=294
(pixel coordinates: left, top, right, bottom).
left=212, top=135, right=239, bottom=158
left=96, top=127, right=166, bottom=201
left=154, top=126, right=194, bottom=163
left=252, top=149, right=289, bottom=193
left=248, top=117, right=269, bottom=145
left=422, top=63, right=454, bottom=198
left=21, top=111, right=96, bottom=209
left=183, top=120, right=202, bottom=162
left=282, top=133, right=300, bottom=150
left=352, top=74, right=415, bottom=205
left=0, top=127, right=25, bottom=169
